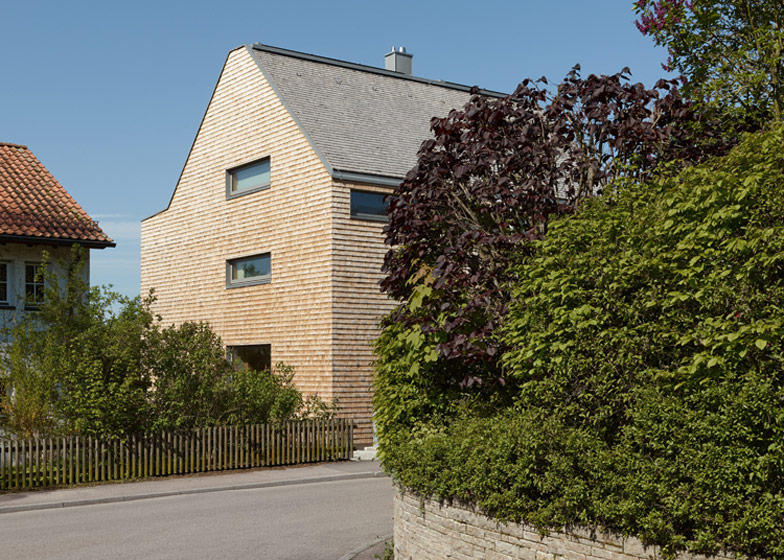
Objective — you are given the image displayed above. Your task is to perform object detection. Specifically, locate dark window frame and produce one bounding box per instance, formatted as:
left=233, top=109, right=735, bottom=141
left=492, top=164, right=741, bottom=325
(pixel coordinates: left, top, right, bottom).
left=226, top=253, right=271, bottom=288
left=0, top=262, right=8, bottom=305
left=350, top=190, right=389, bottom=222
left=226, top=157, right=271, bottom=199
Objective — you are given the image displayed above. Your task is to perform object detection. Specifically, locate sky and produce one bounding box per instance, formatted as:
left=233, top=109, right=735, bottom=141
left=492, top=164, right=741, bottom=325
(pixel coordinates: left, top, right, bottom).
left=1, top=0, right=671, bottom=299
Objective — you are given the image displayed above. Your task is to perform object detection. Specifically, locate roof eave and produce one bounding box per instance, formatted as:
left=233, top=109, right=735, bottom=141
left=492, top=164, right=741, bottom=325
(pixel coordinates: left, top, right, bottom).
left=332, top=170, right=402, bottom=188
left=0, top=235, right=116, bottom=249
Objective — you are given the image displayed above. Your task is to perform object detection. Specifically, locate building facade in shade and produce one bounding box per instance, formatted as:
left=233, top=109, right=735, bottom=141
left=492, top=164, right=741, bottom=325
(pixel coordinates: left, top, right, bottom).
left=0, top=142, right=114, bottom=334
left=140, top=44, right=503, bottom=446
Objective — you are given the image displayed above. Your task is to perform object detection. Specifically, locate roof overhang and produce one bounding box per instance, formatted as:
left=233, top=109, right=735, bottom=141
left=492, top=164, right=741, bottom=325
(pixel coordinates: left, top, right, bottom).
left=0, top=235, right=115, bottom=249
left=332, top=170, right=402, bottom=188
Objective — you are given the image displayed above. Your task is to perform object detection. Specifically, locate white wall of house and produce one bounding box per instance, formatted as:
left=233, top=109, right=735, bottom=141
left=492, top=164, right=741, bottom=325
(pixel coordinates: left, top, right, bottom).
left=0, top=243, right=88, bottom=335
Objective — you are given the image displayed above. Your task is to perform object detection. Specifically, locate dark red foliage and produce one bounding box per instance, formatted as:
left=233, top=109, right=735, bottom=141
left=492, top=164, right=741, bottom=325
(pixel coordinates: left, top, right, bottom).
left=381, top=67, right=730, bottom=389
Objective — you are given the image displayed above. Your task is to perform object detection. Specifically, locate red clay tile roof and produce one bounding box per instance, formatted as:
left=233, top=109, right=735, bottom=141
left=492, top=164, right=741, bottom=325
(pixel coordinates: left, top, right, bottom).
left=0, top=142, right=114, bottom=247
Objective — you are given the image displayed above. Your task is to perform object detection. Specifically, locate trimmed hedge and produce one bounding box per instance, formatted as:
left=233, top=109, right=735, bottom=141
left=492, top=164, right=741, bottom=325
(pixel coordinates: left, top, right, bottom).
left=377, top=127, right=784, bottom=558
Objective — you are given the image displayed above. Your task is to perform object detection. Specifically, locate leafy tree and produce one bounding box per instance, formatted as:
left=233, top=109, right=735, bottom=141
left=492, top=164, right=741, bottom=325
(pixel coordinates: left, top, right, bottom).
left=0, top=247, right=152, bottom=436
left=143, top=321, right=229, bottom=431
left=222, top=362, right=336, bottom=426
left=1, top=248, right=334, bottom=437
left=380, top=126, right=784, bottom=558
left=380, top=68, right=726, bottom=394
left=499, top=125, right=784, bottom=556
left=634, top=0, right=784, bottom=123
left=0, top=333, right=60, bottom=436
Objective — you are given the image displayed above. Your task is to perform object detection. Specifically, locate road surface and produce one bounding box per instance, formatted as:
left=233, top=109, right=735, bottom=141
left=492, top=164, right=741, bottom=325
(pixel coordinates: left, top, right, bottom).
left=0, top=476, right=393, bottom=559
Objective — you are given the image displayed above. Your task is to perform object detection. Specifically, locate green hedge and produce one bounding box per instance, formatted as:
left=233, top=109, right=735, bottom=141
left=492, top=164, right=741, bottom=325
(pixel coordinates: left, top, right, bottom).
left=377, top=127, right=784, bottom=558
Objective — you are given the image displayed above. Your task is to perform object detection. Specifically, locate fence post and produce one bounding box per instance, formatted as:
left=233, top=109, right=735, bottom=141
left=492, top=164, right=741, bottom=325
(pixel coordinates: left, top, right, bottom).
left=263, top=423, right=268, bottom=467
left=14, top=439, right=19, bottom=489
left=317, top=420, right=322, bottom=463
left=294, top=421, right=300, bottom=464
left=2, top=440, right=6, bottom=490
left=276, top=423, right=281, bottom=466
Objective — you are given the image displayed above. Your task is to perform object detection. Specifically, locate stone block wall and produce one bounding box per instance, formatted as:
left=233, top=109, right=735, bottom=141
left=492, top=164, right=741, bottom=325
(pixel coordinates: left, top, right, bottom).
left=394, top=492, right=735, bottom=560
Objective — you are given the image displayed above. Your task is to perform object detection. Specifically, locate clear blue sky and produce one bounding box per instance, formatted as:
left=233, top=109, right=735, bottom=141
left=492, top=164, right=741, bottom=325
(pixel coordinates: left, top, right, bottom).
left=1, top=0, right=669, bottom=298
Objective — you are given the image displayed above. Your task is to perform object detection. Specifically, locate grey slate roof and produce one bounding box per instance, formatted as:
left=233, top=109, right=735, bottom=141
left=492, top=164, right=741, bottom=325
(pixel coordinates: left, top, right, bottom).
left=248, top=44, right=506, bottom=182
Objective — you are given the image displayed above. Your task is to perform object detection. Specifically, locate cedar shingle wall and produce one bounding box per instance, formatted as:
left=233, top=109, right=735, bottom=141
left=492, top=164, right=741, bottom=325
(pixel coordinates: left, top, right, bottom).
left=141, top=47, right=335, bottom=400
left=142, top=47, right=402, bottom=447
left=331, top=182, right=397, bottom=446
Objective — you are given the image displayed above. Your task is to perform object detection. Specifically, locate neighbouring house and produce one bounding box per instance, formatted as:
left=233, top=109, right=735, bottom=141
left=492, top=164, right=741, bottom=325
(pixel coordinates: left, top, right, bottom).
left=0, top=143, right=114, bottom=333
left=140, top=44, right=504, bottom=445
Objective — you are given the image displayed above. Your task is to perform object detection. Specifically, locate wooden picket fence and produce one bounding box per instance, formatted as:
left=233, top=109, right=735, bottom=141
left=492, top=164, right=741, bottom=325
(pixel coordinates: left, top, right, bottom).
left=0, top=418, right=353, bottom=491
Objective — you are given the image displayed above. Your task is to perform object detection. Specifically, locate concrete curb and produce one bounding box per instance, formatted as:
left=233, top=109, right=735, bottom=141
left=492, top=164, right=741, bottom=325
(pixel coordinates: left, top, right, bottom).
left=338, top=532, right=393, bottom=560
left=0, top=470, right=389, bottom=515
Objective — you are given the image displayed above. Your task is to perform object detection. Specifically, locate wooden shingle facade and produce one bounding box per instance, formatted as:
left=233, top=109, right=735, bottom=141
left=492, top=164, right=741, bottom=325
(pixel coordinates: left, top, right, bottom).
left=140, top=44, right=502, bottom=446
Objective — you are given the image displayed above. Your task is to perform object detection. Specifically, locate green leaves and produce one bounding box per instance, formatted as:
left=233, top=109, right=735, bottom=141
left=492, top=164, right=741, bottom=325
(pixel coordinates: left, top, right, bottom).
left=0, top=247, right=152, bottom=437
left=496, top=126, right=784, bottom=556
left=380, top=127, right=784, bottom=559
left=0, top=248, right=328, bottom=438
left=380, top=66, right=724, bottom=389
left=634, top=0, right=784, bottom=124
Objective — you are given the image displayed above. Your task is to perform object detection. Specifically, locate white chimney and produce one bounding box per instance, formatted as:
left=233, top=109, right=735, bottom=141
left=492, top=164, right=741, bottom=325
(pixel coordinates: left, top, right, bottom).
left=385, top=46, right=413, bottom=76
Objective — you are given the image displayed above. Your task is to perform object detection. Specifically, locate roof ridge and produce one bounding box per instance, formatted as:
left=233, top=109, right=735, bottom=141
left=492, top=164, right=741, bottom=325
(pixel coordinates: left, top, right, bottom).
left=0, top=142, right=29, bottom=149
left=250, top=43, right=506, bottom=98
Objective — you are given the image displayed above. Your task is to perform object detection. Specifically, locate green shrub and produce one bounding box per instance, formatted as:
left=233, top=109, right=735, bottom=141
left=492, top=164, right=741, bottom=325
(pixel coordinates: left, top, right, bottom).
left=1, top=250, right=334, bottom=437
left=221, top=362, right=335, bottom=426
left=1, top=248, right=151, bottom=437
left=373, top=310, right=510, bottom=453
left=379, top=127, right=784, bottom=558
left=144, top=321, right=230, bottom=431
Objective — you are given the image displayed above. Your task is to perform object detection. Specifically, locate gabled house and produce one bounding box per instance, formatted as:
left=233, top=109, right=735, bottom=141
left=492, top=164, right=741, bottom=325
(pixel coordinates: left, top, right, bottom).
left=0, top=142, right=114, bottom=330
left=140, top=44, right=503, bottom=445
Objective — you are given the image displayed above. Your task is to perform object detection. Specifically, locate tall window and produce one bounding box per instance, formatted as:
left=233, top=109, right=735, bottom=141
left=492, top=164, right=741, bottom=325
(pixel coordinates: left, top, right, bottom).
left=0, top=263, right=8, bottom=305
left=227, top=253, right=271, bottom=287
left=350, top=190, right=388, bottom=222
left=25, top=263, right=44, bottom=308
left=227, top=158, right=271, bottom=197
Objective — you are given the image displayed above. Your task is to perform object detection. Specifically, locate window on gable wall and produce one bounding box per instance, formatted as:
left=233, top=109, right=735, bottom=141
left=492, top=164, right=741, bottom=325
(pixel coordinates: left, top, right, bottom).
left=227, top=158, right=271, bottom=198
left=227, top=253, right=271, bottom=287
left=25, top=263, right=44, bottom=308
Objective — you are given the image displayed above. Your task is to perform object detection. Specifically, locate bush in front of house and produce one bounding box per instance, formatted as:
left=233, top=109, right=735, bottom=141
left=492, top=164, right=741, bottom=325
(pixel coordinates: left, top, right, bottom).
left=377, top=127, right=784, bottom=558
left=0, top=250, right=333, bottom=438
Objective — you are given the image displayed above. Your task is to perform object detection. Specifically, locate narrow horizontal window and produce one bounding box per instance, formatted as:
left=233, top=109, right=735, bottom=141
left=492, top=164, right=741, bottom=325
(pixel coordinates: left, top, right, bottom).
left=350, top=190, right=389, bottom=222
left=227, top=158, right=271, bottom=197
left=227, top=253, right=271, bottom=287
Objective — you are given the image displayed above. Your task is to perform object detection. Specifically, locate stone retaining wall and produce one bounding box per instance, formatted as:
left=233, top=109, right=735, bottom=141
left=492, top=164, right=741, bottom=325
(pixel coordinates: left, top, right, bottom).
left=394, top=491, right=734, bottom=560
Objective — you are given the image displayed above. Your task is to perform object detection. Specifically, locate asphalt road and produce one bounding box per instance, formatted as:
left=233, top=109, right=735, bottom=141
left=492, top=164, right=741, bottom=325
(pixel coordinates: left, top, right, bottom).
left=0, top=477, right=394, bottom=560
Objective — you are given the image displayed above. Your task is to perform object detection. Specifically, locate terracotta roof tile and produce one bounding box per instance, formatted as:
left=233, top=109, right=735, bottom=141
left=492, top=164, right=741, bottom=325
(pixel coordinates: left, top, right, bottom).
left=0, top=143, right=113, bottom=246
